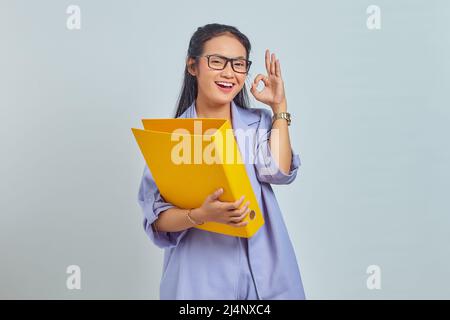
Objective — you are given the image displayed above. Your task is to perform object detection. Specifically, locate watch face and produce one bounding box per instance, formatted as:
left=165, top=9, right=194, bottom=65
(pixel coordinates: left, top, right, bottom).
left=284, top=113, right=291, bottom=125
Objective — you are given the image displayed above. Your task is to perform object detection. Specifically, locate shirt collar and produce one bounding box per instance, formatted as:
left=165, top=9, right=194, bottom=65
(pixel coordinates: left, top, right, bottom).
left=179, top=100, right=260, bottom=130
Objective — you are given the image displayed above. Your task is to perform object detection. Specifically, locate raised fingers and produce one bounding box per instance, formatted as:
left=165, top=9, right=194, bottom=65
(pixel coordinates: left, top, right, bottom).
left=265, top=49, right=281, bottom=77
left=270, top=53, right=276, bottom=75
left=265, top=49, right=270, bottom=74
left=275, top=59, right=281, bottom=77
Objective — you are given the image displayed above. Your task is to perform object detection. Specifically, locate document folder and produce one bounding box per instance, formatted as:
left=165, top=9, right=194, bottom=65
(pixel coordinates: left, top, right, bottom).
left=131, top=118, right=264, bottom=238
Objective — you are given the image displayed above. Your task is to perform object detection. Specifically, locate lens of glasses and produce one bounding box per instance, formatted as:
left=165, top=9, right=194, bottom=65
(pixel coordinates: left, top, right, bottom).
left=208, top=55, right=248, bottom=73
left=232, top=59, right=248, bottom=73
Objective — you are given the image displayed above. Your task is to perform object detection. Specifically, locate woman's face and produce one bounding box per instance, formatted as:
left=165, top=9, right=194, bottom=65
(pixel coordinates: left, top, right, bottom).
left=188, top=34, right=248, bottom=106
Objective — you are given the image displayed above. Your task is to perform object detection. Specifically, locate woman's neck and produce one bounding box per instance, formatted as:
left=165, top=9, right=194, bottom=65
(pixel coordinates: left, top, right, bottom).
left=195, top=95, right=231, bottom=122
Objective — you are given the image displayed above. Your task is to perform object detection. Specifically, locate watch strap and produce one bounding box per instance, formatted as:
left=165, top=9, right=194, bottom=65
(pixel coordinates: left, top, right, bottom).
left=272, top=111, right=291, bottom=126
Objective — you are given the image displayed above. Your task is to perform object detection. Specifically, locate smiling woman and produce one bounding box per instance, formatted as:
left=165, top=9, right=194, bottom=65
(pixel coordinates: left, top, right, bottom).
left=182, top=32, right=251, bottom=122
left=137, top=23, right=305, bottom=300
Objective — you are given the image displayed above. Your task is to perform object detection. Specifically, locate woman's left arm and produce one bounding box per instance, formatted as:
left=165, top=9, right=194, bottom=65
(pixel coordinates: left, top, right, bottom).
left=269, top=99, right=292, bottom=174
left=250, top=49, right=293, bottom=175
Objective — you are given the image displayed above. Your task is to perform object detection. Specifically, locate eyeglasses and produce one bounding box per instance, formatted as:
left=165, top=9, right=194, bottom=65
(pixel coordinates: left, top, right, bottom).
left=196, top=54, right=252, bottom=74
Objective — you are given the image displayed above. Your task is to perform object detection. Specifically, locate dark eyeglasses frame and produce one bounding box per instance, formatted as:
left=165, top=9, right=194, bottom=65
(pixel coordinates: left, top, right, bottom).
left=196, top=54, right=252, bottom=74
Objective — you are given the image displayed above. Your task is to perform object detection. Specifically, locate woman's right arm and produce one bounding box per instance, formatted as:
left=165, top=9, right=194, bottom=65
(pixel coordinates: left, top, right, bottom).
left=154, top=188, right=251, bottom=233
left=153, top=207, right=206, bottom=233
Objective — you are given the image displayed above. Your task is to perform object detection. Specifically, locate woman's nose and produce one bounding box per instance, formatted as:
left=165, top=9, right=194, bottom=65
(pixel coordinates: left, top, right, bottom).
left=220, top=61, right=235, bottom=77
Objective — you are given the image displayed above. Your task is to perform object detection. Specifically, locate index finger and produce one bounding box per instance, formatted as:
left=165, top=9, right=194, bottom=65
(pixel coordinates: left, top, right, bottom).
left=226, top=195, right=245, bottom=210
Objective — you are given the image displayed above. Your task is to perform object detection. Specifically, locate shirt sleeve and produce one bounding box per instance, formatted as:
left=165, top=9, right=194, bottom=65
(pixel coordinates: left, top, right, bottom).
left=137, top=165, right=189, bottom=249
left=253, top=108, right=301, bottom=185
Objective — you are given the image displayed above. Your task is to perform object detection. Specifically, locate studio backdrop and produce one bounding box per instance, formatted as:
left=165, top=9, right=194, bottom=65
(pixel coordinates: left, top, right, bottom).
left=0, top=0, right=449, bottom=299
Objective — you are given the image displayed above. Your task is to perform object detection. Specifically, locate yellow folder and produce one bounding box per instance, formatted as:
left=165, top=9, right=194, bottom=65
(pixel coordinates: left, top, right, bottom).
left=131, top=118, right=264, bottom=238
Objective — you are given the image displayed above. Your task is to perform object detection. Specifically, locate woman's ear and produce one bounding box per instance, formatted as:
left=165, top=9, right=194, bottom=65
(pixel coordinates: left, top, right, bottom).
left=187, top=57, right=197, bottom=76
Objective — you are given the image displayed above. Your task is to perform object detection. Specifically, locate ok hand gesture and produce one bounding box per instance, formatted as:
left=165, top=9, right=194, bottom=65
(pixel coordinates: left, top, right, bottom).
left=250, top=49, right=287, bottom=112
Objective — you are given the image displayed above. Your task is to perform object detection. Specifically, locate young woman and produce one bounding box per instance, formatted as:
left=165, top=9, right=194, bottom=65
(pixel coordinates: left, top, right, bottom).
left=138, top=23, right=305, bottom=300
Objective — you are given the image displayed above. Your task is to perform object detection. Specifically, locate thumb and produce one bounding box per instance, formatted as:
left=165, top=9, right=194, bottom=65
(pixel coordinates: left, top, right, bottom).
left=209, top=188, right=224, bottom=201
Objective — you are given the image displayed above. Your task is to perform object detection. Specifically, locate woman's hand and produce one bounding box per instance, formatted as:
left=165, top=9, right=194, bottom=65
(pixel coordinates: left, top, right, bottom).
left=250, top=49, right=287, bottom=113
left=197, top=188, right=250, bottom=228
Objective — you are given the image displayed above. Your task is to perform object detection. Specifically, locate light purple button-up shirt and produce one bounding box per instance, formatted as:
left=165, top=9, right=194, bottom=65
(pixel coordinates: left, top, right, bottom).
left=137, top=100, right=306, bottom=299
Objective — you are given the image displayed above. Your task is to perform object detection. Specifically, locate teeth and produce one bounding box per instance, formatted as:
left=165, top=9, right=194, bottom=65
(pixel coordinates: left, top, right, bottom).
left=216, top=82, right=233, bottom=88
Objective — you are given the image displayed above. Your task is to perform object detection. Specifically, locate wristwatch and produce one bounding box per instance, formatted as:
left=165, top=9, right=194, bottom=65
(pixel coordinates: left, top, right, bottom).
left=272, top=111, right=291, bottom=126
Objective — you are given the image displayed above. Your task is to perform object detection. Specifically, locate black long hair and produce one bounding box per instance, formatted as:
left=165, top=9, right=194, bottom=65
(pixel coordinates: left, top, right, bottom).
left=174, top=23, right=252, bottom=118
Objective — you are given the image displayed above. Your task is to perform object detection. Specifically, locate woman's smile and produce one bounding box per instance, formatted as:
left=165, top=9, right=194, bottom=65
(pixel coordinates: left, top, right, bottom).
left=215, top=81, right=235, bottom=94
